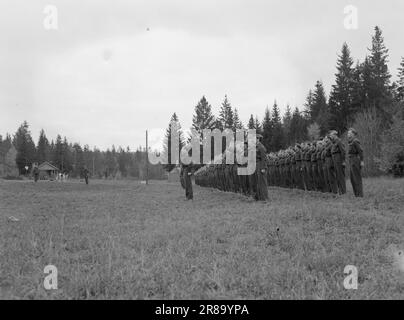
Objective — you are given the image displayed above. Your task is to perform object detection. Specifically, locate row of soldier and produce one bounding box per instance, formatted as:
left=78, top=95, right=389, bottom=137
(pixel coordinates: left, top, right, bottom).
left=192, top=128, right=364, bottom=200
left=266, top=129, right=364, bottom=197
left=194, top=134, right=269, bottom=201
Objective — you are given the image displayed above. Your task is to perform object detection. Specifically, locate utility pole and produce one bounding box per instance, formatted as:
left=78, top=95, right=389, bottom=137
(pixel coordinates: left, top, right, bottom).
left=146, top=130, right=149, bottom=185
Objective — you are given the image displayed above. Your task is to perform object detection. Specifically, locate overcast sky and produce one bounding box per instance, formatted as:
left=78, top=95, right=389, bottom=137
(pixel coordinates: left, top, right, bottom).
left=1, top=0, right=404, bottom=150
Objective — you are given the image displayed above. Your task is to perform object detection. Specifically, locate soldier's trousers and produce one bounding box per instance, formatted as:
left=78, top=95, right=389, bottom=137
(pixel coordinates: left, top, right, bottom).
left=317, top=163, right=325, bottom=192
left=311, top=164, right=318, bottom=191
left=349, top=156, right=363, bottom=197
left=255, top=164, right=268, bottom=201
left=322, top=164, right=331, bottom=192
left=304, top=162, right=313, bottom=191
left=184, top=173, right=193, bottom=200
left=332, top=153, right=346, bottom=195
left=326, top=158, right=338, bottom=194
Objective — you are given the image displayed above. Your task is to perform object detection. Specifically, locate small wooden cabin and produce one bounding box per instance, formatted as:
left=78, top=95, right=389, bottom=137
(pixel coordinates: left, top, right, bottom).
left=38, top=161, right=59, bottom=180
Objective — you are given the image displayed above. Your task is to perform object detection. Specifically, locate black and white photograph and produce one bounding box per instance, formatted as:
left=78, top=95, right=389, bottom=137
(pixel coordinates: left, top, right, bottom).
left=0, top=0, right=403, bottom=306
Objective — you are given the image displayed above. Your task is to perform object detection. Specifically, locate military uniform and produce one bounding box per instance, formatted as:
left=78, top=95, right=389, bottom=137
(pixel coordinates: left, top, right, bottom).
left=348, top=138, right=364, bottom=197
left=183, top=164, right=193, bottom=200
left=255, top=140, right=268, bottom=201
left=331, top=137, right=346, bottom=195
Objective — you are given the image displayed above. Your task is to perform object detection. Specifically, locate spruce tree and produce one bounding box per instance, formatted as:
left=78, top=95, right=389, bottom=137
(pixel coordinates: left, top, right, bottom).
left=218, top=95, right=234, bottom=130
left=247, top=114, right=255, bottom=130
left=282, top=104, right=292, bottom=146
left=37, top=129, right=50, bottom=164
left=328, top=43, right=355, bottom=134
left=312, top=81, right=330, bottom=135
left=262, top=106, right=272, bottom=151
left=163, top=113, right=185, bottom=172
left=367, top=26, right=392, bottom=119
left=13, top=121, right=37, bottom=174
left=270, top=101, right=284, bottom=151
left=397, top=57, right=404, bottom=102
left=192, top=96, right=216, bottom=136
left=233, top=108, right=243, bottom=130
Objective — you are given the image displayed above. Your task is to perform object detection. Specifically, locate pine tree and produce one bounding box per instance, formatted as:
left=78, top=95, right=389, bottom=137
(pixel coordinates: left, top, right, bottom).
left=367, top=26, right=392, bottom=119
left=13, top=121, right=37, bottom=174
left=162, top=113, right=185, bottom=172
left=290, top=108, right=307, bottom=144
left=37, top=129, right=50, bottom=164
left=262, top=106, right=272, bottom=151
left=247, top=114, right=255, bottom=130
left=303, top=90, right=314, bottom=120
left=233, top=108, right=243, bottom=130
left=312, top=81, right=330, bottom=135
left=282, top=104, right=292, bottom=146
left=328, top=43, right=355, bottom=134
left=192, top=96, right=216, bottom=136
left=270, top=101, right=284, bottom=151
left=218, top=95, right=234, bottom=130
left=53, top=135, right=64, bottom=170
left=397, top=57, right=404, bottom=102
left=255, top=116, right=262, bottom=135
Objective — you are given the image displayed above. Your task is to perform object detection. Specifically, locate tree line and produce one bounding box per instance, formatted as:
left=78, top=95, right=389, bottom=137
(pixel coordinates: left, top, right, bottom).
left=163, top=26, right=404, bottom=176
left=0, top=122, right=165, bottom=179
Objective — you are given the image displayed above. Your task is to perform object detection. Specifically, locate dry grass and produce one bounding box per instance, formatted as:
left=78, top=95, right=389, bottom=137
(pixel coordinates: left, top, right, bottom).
left=0, top=177, right=403, bottom=299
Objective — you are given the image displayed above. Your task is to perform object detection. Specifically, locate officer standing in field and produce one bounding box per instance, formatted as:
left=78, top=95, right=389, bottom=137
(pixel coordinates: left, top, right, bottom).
left=33, top=163, right=40, bottom=183
left=182, top=163, right=193, bottom=200
left=83, top=166, right=90, bottom=185
left=348, top=128, right=364, bottom=197
left=255, top=134, right=268, bottom=201
left=330, top=130, right=346, bottom=195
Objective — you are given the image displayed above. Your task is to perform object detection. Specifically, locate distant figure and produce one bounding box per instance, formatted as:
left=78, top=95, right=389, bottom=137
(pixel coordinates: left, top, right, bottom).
left=255, top=134, right=268, bottom=201
left=348, top=128, right=364, bottom=197
left=83, top=166, right=90, bottom=185
left=33, top=163, right=39, bottom=183
left=182, top=163, right=193, bottom=200
left=180, top=166, right=185, bottom=189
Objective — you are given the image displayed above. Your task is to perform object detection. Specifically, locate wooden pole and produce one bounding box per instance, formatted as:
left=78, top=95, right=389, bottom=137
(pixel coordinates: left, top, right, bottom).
left=146, top=130, right=149, bottom=185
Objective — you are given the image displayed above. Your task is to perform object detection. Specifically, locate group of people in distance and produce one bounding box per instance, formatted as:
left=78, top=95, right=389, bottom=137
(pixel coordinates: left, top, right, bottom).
left=266, top=128, right=364, bottom=197
left=31, top=163, right=90, bottom=185
left=190, top=128, right=364, bottom=201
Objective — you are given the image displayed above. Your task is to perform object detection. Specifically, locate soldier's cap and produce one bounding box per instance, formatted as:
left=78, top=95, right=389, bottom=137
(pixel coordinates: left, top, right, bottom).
left=329, top=130, right=338, bottom=136
left=348, top=128, right=358, bottom=135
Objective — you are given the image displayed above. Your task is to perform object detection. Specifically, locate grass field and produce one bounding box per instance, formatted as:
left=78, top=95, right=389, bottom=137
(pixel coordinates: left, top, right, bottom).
left=0, top=177, right=403, bottom=299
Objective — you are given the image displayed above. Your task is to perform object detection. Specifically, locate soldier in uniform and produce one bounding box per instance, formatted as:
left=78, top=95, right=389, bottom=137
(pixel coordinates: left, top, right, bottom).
left=83, top=166, right=90, bottom=185
left=310, top=142, right=319, bottom=191
left=325, top=135, right=338, bottom=194
left=33, top=163, right=40, bottom=183
left=182, top=163, right=193, bottom=200
left=255, top=134, right=268, bottom=201
left=347, top=128, right=364, bottom=197
left=330, top=130, right=346, bottom=195
left=321, top=138, right=331, bottom=192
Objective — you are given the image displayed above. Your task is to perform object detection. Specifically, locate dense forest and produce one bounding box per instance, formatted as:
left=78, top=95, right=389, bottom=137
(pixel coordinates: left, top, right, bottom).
left=0, top=124, right=165, bottom=179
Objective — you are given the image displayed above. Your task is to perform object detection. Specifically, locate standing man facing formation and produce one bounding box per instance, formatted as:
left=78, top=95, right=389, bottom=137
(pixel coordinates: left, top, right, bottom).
left=348, top=128, right=364, bottom=197
left=182, top=163, right=193, bottom=200
left=33, top=163, right=39, bottom=182
left=83, top=166, right=90, bottom=185
left=255, top=134, right=268, bottom=201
